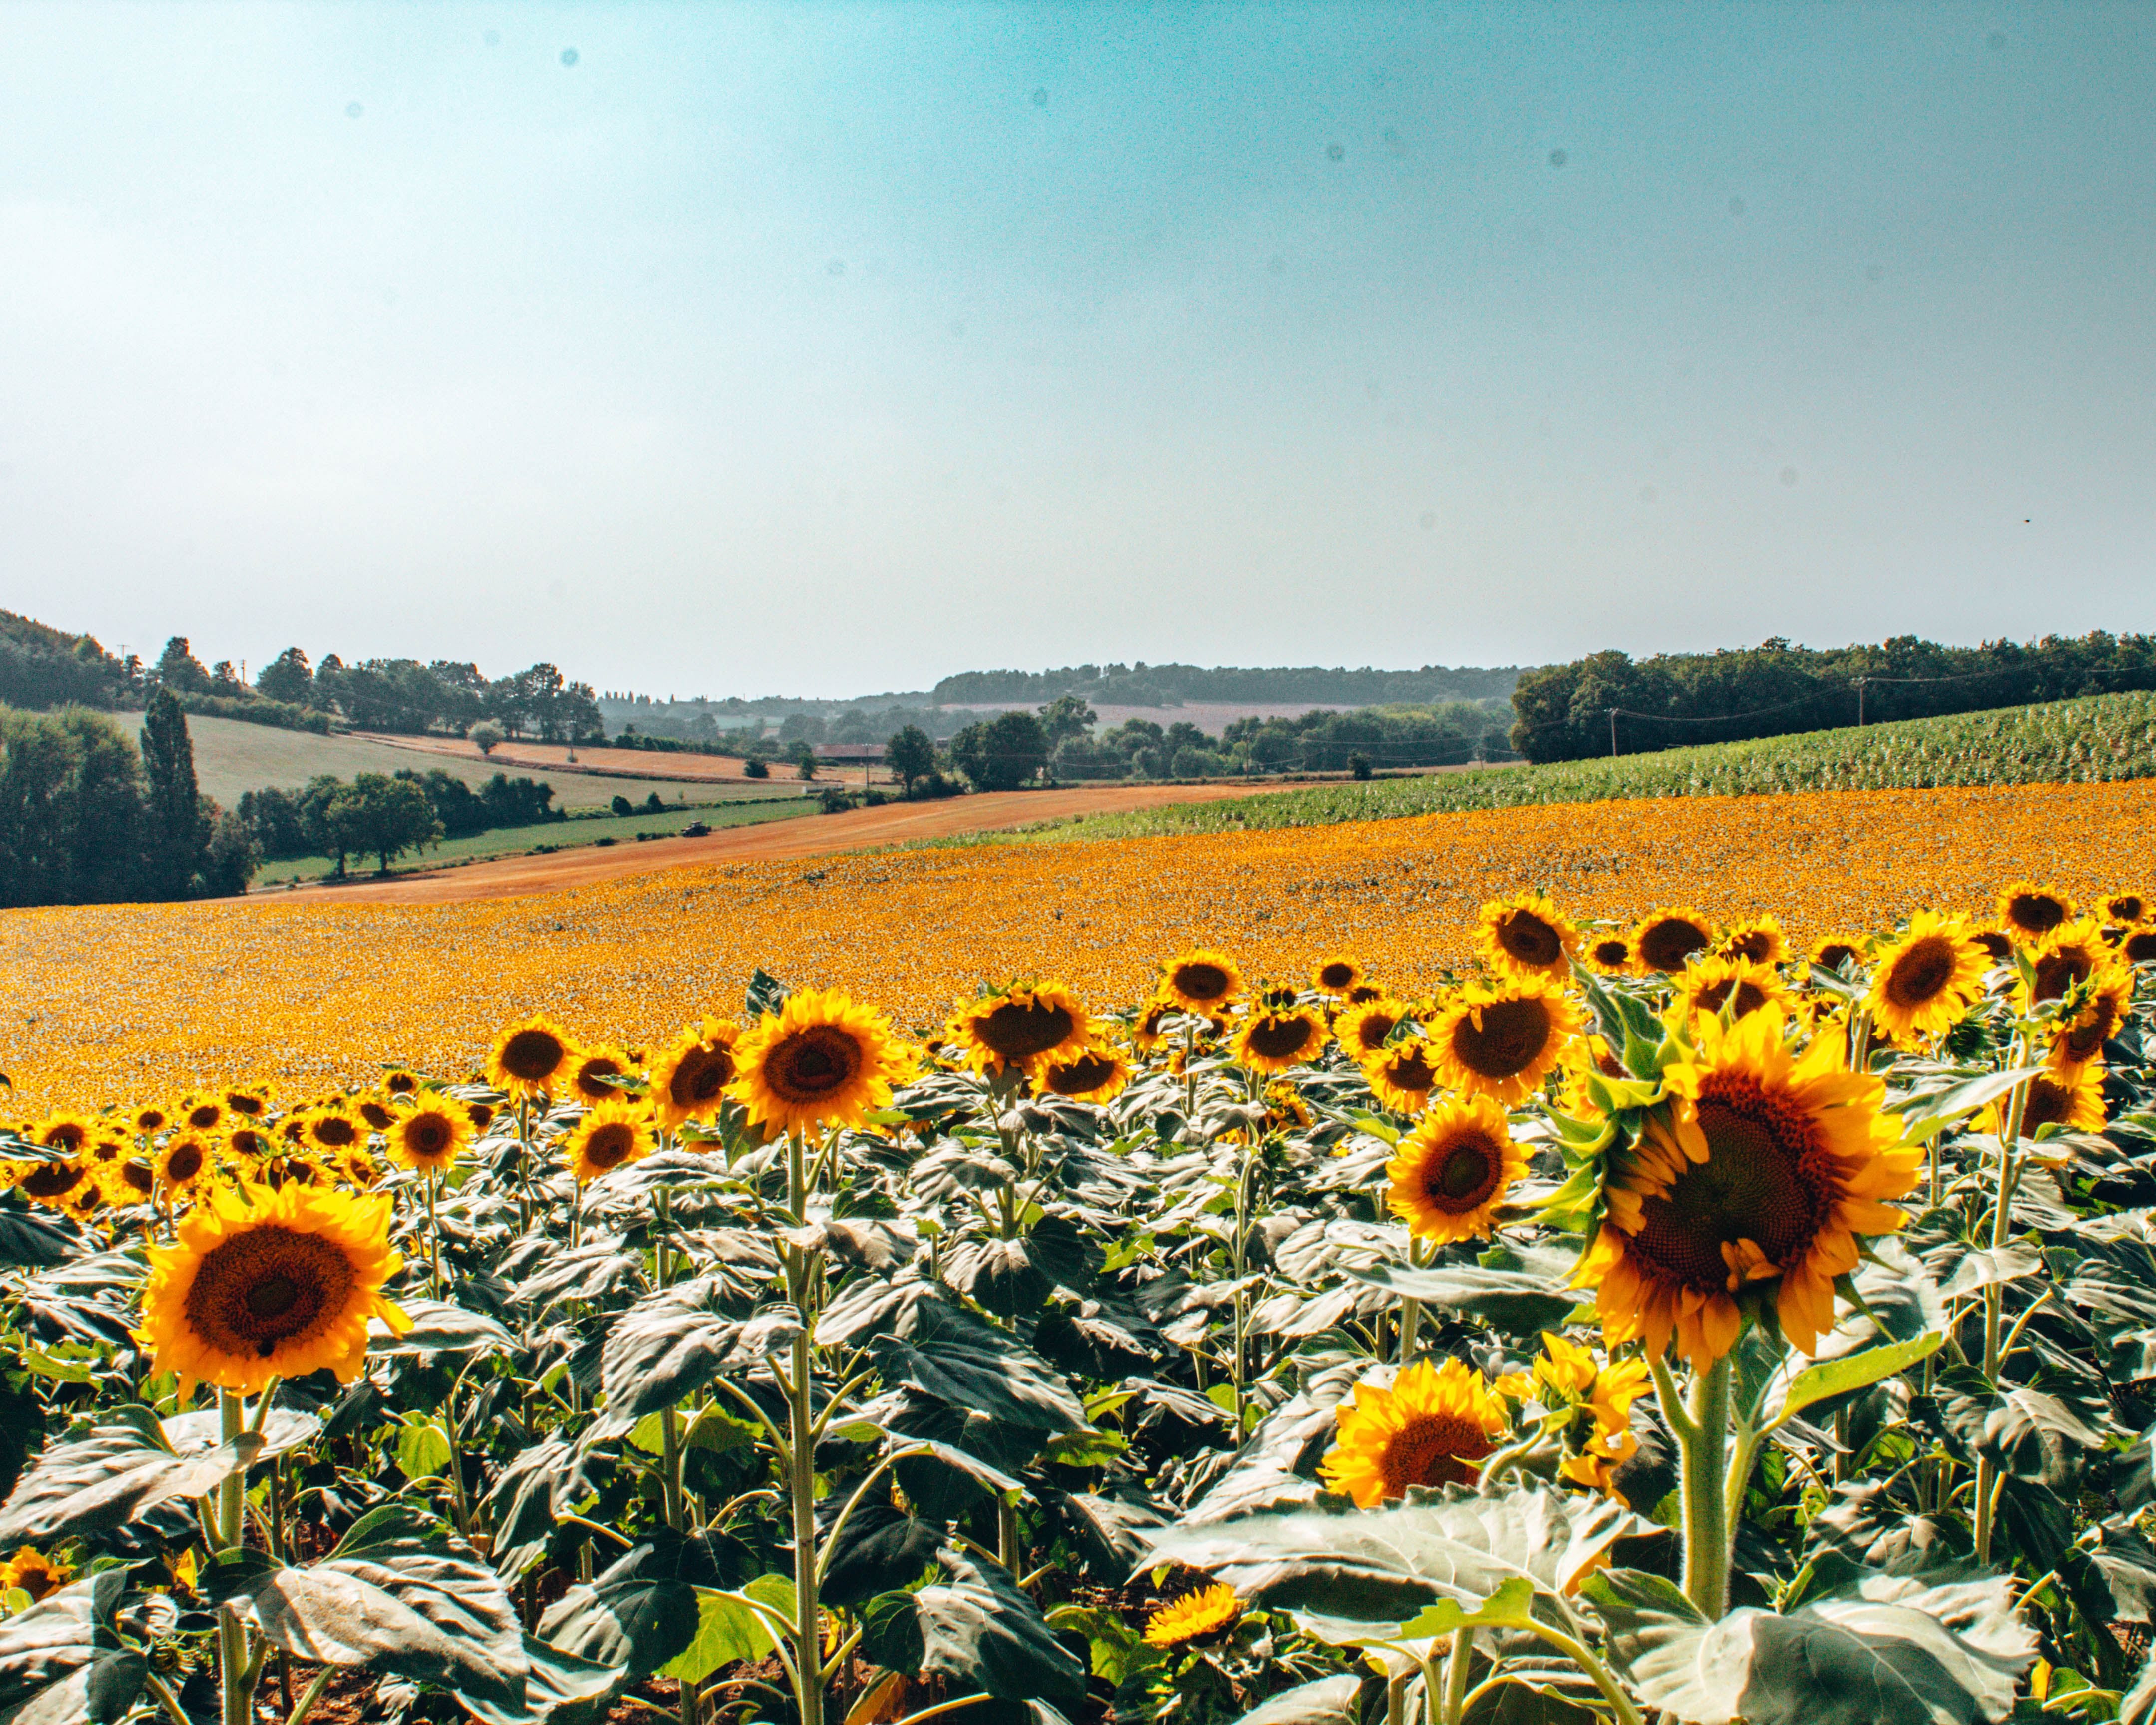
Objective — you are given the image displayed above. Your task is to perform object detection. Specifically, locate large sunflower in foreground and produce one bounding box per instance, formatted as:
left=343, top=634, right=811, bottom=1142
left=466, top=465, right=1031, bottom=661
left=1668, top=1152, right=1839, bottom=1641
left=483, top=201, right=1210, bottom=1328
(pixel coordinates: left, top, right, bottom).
left=387, top=1095, right=475, bottom=1175
left=1630, top=907, right=1715, bottom=974
left=487, top=1015, right=578, bottom=1098
left=1475, top=892, right=1578, bottom=983
left=1231, top=1003, right=1329, bottom=1074
left=1320, top=1357, right=1509, bottom=1506
left=1363, top=1037, right=1442, bottom=1113
left=1575, top=1007, right=1920, bottom=1366
left=1428, top=976, right=1582, bottom=1105
left=954, top=983, right=1090, bottom=1076
left=1670, top=955, right=1789, bottom=1029
left=648, top=1017, right=743, bottom=1128
left=564, top=1100, right=657, bottom=1184
left=1386, top=1094, right=1526, bottom=1243
left=1145, top=1583, right=1242, bottom=1649
left=1158, top=949, right=1246, bottom=1014
left=1998, top=881, right=2073, bottom=943
left=729, top=988, right=912, bottom=1136
left=1864, top=912, right=1988, bottom=1043
left=138, top=1181, right=410, bottom=1395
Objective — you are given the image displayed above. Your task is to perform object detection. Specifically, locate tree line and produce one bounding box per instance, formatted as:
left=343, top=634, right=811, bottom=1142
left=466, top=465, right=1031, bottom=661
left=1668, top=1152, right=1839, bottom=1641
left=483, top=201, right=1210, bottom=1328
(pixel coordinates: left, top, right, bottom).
left=237, top=769, right=565, bottom=874
left=0, top=693, right=255, bottom=909
left=1509, top=631, right=2156, bottom=763
left=931, top=659, right=1523, bottom=708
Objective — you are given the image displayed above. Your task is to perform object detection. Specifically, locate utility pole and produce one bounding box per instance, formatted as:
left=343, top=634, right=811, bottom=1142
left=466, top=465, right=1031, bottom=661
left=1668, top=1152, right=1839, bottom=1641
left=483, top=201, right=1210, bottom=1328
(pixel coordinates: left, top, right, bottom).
left=1854, top=677, right=1867, bottom=727
left=1608, top=709, right=1619, bottom=758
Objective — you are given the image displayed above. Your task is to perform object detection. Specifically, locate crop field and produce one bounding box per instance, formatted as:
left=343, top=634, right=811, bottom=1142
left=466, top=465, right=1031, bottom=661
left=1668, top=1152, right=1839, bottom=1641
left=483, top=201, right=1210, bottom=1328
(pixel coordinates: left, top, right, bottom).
left=979, top=690, right=2156, bottom=846
left=2, top=805, right=2154, bottom=1725
left=175, top=713, right=789, bottom=810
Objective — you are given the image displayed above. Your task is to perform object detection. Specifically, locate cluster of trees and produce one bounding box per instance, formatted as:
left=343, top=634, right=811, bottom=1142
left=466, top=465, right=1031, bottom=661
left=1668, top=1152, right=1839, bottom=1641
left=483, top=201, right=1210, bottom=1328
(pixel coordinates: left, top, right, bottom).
left=1509, top=631, right=2156, bottom=763
left=244, top=645, right=603, bottom=742
left=932, top=660, right=1522, bottom=708
left=0, top=611, right=118, bottom=711
left=0, top=693, right=255, bottom=909
left=237, top=768, right=563, bottom=872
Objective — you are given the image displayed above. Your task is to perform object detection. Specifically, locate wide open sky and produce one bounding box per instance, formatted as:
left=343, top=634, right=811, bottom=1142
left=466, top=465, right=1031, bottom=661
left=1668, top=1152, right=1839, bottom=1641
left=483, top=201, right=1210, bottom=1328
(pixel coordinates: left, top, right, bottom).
left=2, top=2, right=2150, bottom=697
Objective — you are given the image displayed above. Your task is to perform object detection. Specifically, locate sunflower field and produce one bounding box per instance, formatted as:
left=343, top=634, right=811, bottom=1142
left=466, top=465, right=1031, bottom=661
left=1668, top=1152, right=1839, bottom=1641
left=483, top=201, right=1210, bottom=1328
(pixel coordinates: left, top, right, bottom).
left=5, top=883, right=2156, bottom=1725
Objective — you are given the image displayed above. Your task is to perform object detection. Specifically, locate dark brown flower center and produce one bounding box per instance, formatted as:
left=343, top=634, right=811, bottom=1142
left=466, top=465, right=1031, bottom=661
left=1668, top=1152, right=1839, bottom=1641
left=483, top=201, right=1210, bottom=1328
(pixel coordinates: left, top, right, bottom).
left=1425, top=1133, right=1502, bottom=1209
left=769, top=1026, right=863, bottom=1101
left=2007, top=892, right=2067, bottom=937
left=1246, top=1014, right=1318, bottom=1061
left=573, top=1057, right=625, bottom=1102
left=186, top=1226, right=354, bottom=1359
left=1883, top=937, right=1957, bottom=1009
left=407, top=1116, right=453, bottom=1157
left=1723, top=929, right=1776, bottom=964
left=1450, top=998, right=1556, bottom=1079
left=1627, top=1087, right=1830, bottom=1293
left=670, top=1044, right=736, bottom=1108
left=1592, top=939, right=1633, bottom=968
left=581, top=1123, right=637, bottom=1171
left=311, top=1115, right=359, bottom=1148
left=1692, top=979, right=1770, bottom=1020
left=1381, top=1414, right=1492, bottom=1494
left=1498, top=912, right=1562, bottom=968
left=975, top=999, right=1076, bottom=1060
left=166, top=1142, right=204, bottom=1183
left=501, top=1028, right=568, bottom=1081
left=1814, top=942, right=1861, bottom=972
left=2031, top=948, right=2093, bottom=1002
left=1318, top=961, right=1358, bottom=991
left=1045, top=1051, right=1118, bottom=1096
left=2123, top=929, right=2156, bottom=964
left=1171, top=963, right=1231, bottom=1004
left=2023, top=1077, right=2074, bottom=1131
left=186, top=1105, right=222, bottom=1131
left=1638, top=917, right=1712, bottom=973
left=1379, top=1047, right=1437, bottom=1095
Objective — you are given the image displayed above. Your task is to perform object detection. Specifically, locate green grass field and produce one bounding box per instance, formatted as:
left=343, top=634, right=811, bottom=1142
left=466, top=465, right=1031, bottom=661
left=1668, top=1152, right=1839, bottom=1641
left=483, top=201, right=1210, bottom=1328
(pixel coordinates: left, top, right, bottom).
left=174, top=714, right=796, bottom=811
left=943, top=689, right=2156, bottom=846
left=252, top=797, right=819, bottom=886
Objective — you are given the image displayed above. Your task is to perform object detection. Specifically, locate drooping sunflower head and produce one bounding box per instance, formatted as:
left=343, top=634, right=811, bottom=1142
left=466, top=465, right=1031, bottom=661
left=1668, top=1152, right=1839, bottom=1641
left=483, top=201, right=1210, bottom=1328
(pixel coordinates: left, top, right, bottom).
left=565, top=1099, right=657, bottom=1184
left=137, top=1180, right=410, bottom=1395
left=729, top=987, right=911, bottom=1136
left=1038, top=1044, right=1133, bottom=1103
left=565, top=1044, right=635, bottom=1107
left=342, top=1149, right=388, bottom=1189
left=487, top=1015, right=578, bottom=1097
left=1320, top=1357, right=1510, bottom=1506
left=353, top=1097, right=397, bottom=1134
left=1364, top=1036, right=1442, bottom=1114
left=101, top=1157, right=158, bottom=1206
left=1131, top=993, right=1224, bottom=1053
left=15, top=1156, right=90, bottom=1208
left=1864, top=912, right=1987, bottom=1043
left=1386, top=1094, right=1527, bottom=1243
left=65, top=1183, right=108, bottom=1225
left=1231, top=1003, right=1329, bottom=1075
left=2024, top=920, right=2110, bottom=1007
left=31, top=1113, right=96, bottom=1156
left=649, top=1018, right=742, bottom=1128
left=1143, top=1583, right=1242, bottom=1649
left=2003, top=1064, right=2106, bottom=1136
left=222, top=1087, right=271, bottom=1119
left=1261, top=1081, right=1314, bottom=1134
left=226, top=1125, right=273, bottom=1163
left=300, top=1107, right=365, bottom=1156
left=1429, top=976, right=1583, bottom=1105
left=1998, top=881, right=2073, bottom=943
left=1336, top=997, right=1412, bottom=1061
left=387, top=1095, right=475, bottom=1175
left=1533, top=1331, right=1651, bottom=1500
left=1671, top=955, right=1790, bottom=1031
left=1475, top=893, right=1579, bottom=982
left=1717, top=916, right=1788, bottom=968
left=1311, top=954, right=1366, bottom=996
left=954, top=983, right=1090, bottom=1076
left=0, top=1546, right=72, bottom=1603
left=1631, top=907, right=1716, bottom=975
left=1159, top=948, right=1246, bottom=1013
left=1575, top=1008, right=1921, bottom=1366
left=2122, top=924, right=2156, bottom=967
left=380, top=1069, right=421, bottom=1097
left=1968, top=926, right=2014, bottom=963
left=1584, top=933, right=1636, bottom=976
left=2046, top=967, right=2133, bottom=1073
left=2102, top=891, right=2148, bottom=926
left=157, top=1133, right=213, bottom=1191
left=1807, top=935, right=1865, bottom=975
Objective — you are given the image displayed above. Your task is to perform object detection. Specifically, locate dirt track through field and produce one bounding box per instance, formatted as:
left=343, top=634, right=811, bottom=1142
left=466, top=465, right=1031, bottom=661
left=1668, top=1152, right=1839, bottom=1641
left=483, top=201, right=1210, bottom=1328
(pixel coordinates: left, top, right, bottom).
left=259, top=782, right=1269, bottom=906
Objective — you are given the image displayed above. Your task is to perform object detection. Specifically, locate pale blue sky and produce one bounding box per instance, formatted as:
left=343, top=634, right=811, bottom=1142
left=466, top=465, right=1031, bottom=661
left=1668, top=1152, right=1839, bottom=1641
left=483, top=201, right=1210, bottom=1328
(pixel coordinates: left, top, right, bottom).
left=2, top=2, right=2151, bottom=696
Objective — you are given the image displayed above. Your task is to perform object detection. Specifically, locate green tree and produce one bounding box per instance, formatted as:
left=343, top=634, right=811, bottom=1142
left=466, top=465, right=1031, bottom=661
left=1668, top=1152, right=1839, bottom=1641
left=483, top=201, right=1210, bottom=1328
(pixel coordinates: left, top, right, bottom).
left=469, top=722, right=503, bottom=756
left=950, top=710, right=1047, bottom=792
left=155, top=636, right=210, bottom=694
left=139, top=690, right=206, bottom=899
left=330, top=773, right=442, bottom=874
left=0, top=707, right=153, bottom=907
left=297, top=773, right=353, bottom=875
left=199, top=806, right=260, bottom=897
left=255, top=646, right=315, bottom=705
left=1037, top=694, right=1097, bottom=751
left=884, top=725, right=936, bottom=798
left=793, top=742, right=818, bottom=781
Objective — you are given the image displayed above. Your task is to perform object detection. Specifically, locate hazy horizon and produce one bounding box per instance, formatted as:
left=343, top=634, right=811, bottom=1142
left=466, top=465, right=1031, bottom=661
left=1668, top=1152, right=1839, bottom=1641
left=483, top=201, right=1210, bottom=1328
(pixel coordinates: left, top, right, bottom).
left=4, top=2, right=2151, bottom=699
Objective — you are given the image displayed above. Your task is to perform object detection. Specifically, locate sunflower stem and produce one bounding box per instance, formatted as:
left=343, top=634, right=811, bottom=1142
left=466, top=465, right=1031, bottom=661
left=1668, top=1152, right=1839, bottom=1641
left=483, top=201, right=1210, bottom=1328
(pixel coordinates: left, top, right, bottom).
left=1440, top=1626, right=1474, bottom=1725
left=1674, top=1353, right=1733, bottom=1619
left=1975, top=1048, right=2032, bottom=1565
left=784, top=1129, right=827, bottom=1725
left=216, top=1388, right=255, bottom=1725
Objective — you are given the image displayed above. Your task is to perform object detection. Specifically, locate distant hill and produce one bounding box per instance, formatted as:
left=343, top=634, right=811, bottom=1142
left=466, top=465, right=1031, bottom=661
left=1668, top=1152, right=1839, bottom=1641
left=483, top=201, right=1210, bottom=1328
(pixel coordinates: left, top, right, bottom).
left=931, top=662, right=1525, bottom=709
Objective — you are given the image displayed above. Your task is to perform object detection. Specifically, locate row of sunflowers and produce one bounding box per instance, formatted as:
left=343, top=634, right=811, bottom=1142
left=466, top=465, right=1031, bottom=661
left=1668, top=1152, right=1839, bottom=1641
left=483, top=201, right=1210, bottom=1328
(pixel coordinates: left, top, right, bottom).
left=1, top=879, right=2154, bottom=1725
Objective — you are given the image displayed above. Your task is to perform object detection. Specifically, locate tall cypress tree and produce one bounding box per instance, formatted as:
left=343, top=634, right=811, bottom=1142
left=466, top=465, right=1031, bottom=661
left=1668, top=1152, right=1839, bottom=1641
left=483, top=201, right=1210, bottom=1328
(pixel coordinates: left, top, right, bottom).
left=139, top=689, right=203, bottom=900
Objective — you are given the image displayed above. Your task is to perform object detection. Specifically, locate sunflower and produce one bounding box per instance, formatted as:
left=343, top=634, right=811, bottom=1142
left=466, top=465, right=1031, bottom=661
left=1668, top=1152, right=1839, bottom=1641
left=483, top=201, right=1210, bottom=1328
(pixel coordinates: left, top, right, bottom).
left=1534, top=1333, right=1650, bottom=1501
left=2003, top=1064, right=2106, bottom=1135
left=1336, top=997, right=1413, bottom=1061
left=466, top=1100, right=498, bottom=1133
left=1261, top=1081, right=1314, bottom=1133
left=1320, top=1357, right=1510, bottom=1506
left=954, top=983, right=1091, bottom=1076
left=1144, top=1583, right=1242, bottom=1649
left=1038, top=1044, right=1133, bottom=1103
left=1671, top=955, right=1790, bottom=1029
left=177, top=1096, right=227, bottom=1135
left=1386, top=1095, right=1527, bottom=1243
left=226, top=1125, right=274, bottom=1162
left=487, top=1015, right=578, bottom=1097
left=1231, top=1003, right=1329, bottom=1074
left=1968, top=926, right=2014, bottom=963
left=387, top=1095, right=475, bottom=1175
left=137, top=1180, right=409, bottom=1395
left=1159, top=949, right=1246, bottom=1014
left=565, top=1044, right=636, bottom=1106
left=352, top=1096, right=397, bottom=1133
left=564, top=1099, right=657, bottom=1184
left=1475, top=893, right=1579, bottom=983
left=157, top=1133, right=213, bottom=1192
left=1584, top=933, right=1636, bottom=976
left=1808, top=935, right=1865, bottom=974
left=2123, top=924, right=2156, bottom=966
left=222, top=1087, right=271, bottom=1119
left=1714, top=915, right=1787, bottom=968
left=2046, top=966, right=2133, bottom=1071
left=380, top=1069, right=421, bottom=1096
left=131, top=1102, right=174, bottom=1136
left=1575, top=1007, right=1921, bottom=1366
left=1364, top=1037, right=1442, bottom=1113
left=729, top=988, right=912, bottom=1137
left=1428, top=977, right=1582, bottom=1105
left=1631, top=907, right=1716, bottom=974
left=2024, top=920, right=2110, bottom=1006
left=644, top=1018, right=742, bottom=1127
left=65, top=1183, right=108, bottom=1225
left=14, top=1157, right=90, bottom=1209
left=102, top=1157, right=157, bottom=1205
left=1131, top=993, right=1225, bottom=1053
left=30, top=1113, right=95, bottom=1155
left=300, top=1107, right=365, bottom=1156
left=2100, top=891, right=2147, bottom=926
left=0, top=1547, right=71, bottom=1603
left=1998, top=881, right=2073, bottom=943
left=1311, top=954, right=1366, bottom=996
